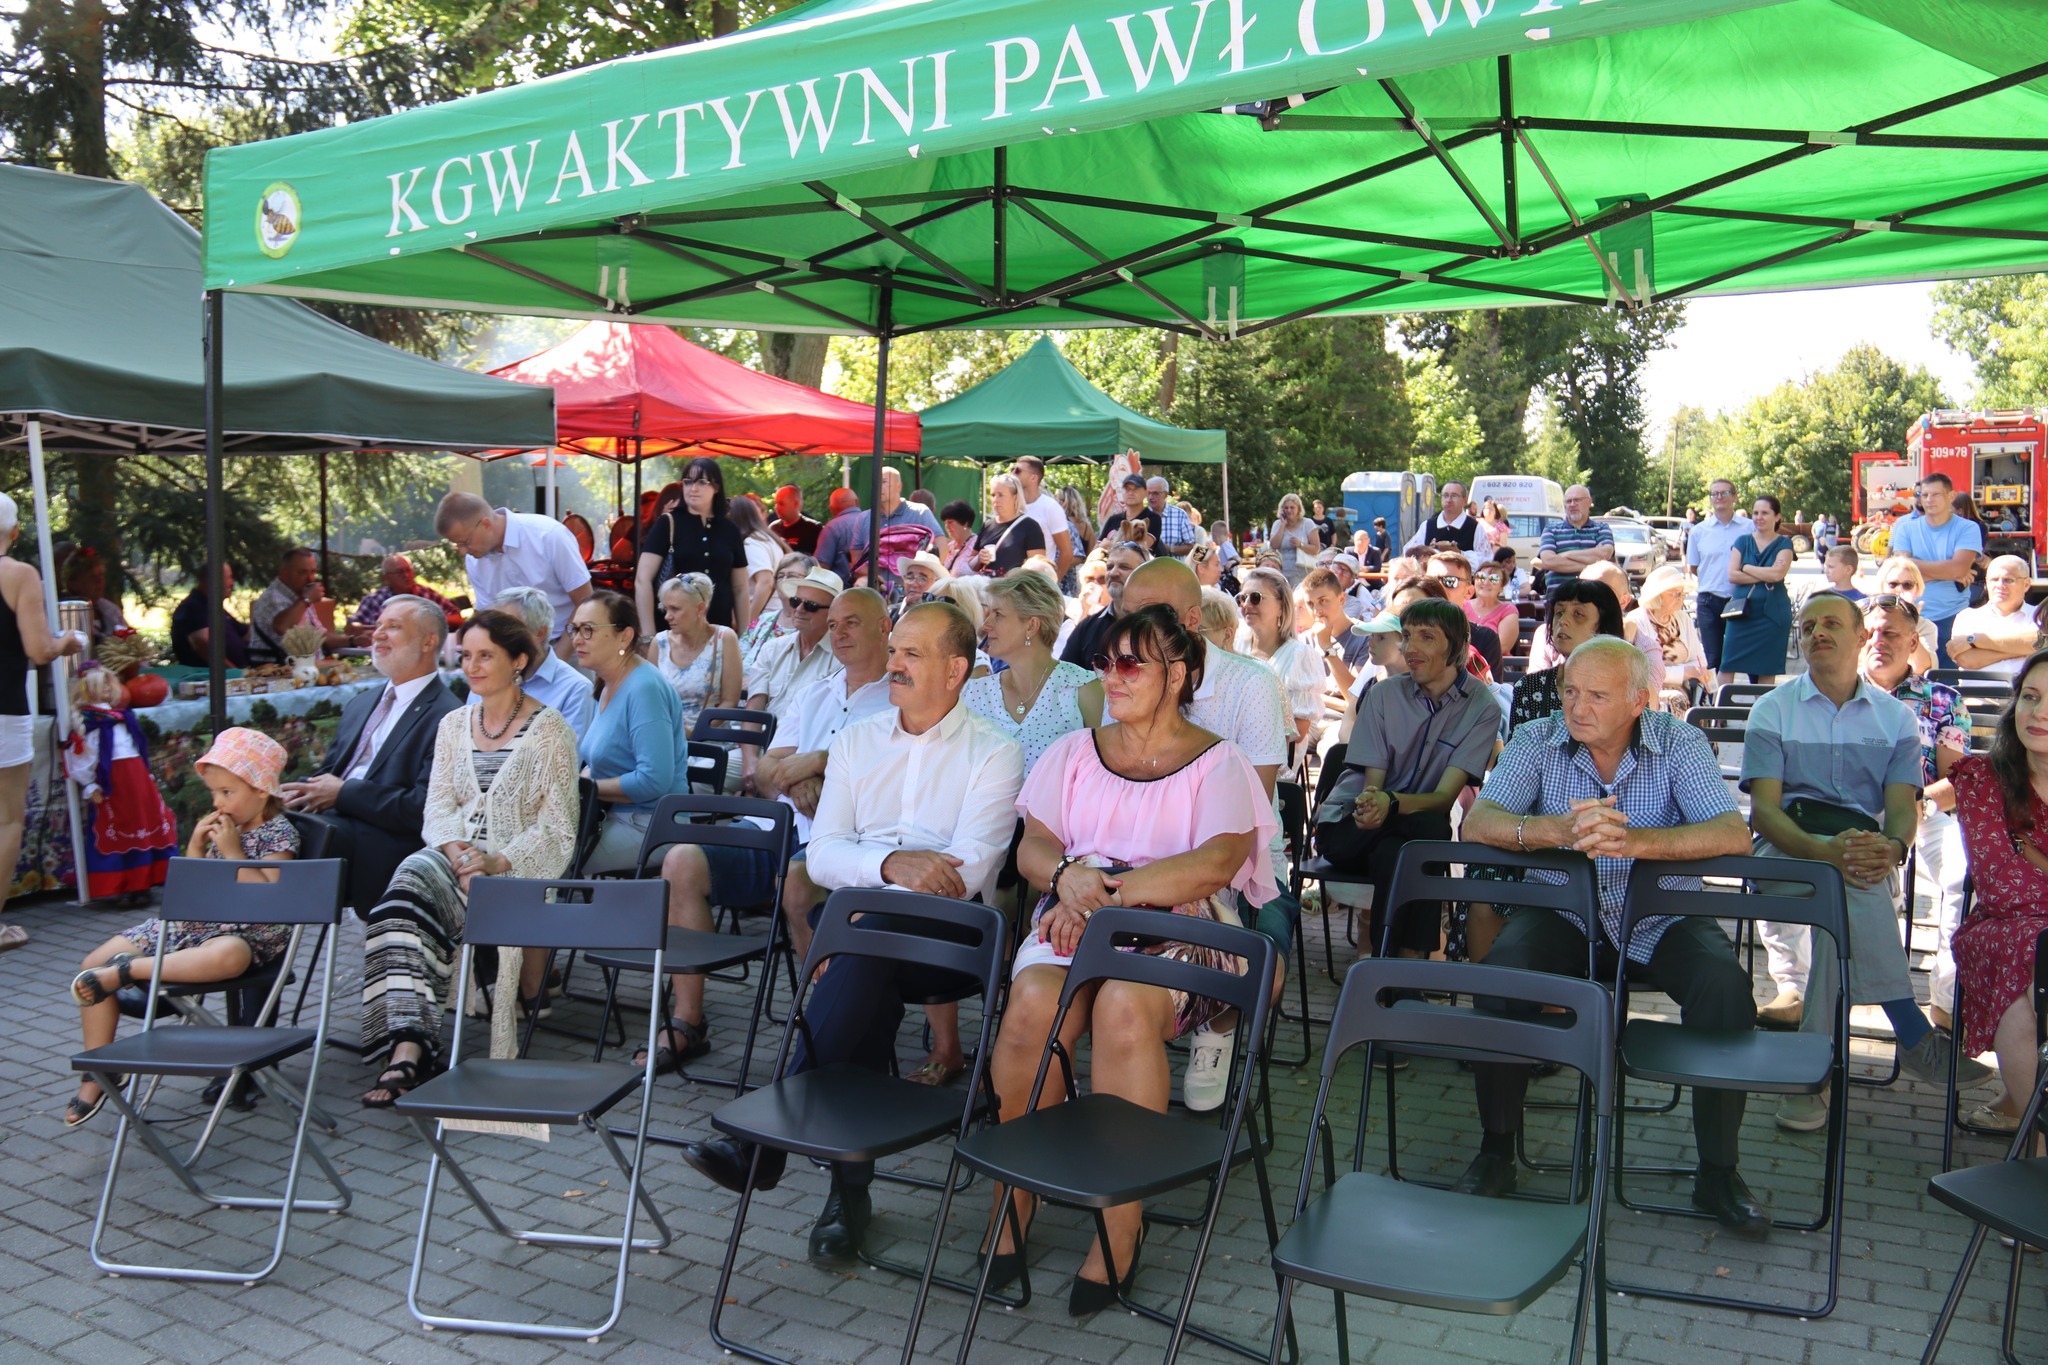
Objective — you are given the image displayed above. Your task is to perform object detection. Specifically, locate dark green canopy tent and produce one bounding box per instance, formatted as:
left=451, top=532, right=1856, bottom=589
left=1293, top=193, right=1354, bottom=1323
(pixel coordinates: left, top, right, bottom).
left=1, top=163, right=554, bottom=456
left=919, top=336, right=1226, bottom=464
left=0, top=162, right=557, bottom=734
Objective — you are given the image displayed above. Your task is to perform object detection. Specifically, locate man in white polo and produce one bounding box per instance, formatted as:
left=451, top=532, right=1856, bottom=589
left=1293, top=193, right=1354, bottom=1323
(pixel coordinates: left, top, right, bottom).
left=434, top=491, right=592, bottom=655
left=1010, top=456, right=1076, bottom=577
left=1949, top=554, right=2040, bottom=676
left=1685, top=478, right=1754, bottom=673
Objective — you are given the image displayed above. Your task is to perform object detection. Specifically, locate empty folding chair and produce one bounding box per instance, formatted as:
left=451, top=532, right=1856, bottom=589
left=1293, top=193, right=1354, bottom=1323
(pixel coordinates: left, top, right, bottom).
left=1607, top=855, right=1850, bottom=1318
left=1921, top=1037, right=2048, bottom=1364
left=395, top=877, right=673, bottom=1342
left=71, top=856, right=351, bottom=1285
left=582, top=793, right=797, bottom=1096
left=907, top=907, right=1280, bottom=1365
left=1269, top=777, right=1325, bottom=1068
left=1713, top=680, right=1774, bottom=709
left=1268, top=958, right=1614, bottom=1365
left=1684, top=706, right=1751, bottom=783
left=703, top=889, right=1009, bottom=1365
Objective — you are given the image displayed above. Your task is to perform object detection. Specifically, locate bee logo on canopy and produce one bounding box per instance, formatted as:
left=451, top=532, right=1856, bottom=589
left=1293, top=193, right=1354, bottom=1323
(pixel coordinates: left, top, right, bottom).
left=256, top=183, right=301, bottom=259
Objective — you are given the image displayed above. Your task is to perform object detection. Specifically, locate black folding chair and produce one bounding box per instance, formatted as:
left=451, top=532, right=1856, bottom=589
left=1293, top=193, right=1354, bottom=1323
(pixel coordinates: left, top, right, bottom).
left=1684, top=706, right=1751, bottom=783
left=705, top=890, right=1009, bottom=1365
left=909, top=908, right=1281, bottom=1365
left=693, top=705, right=779, bottom=751
left=1269, top=778, right=1325, bottom=1068
left=1922, top=1036, right=2048, bottom=1364
left=396, top=877, right=672, bottom=1343
left=582, top=793, right=797, bottom=1098
left=1268, top=959, right=1614, bottom=1365
left=72, top=856, right=351, bottom=1284
left=1713, top=681, right=1774, bottom=708
left=1608, top=855, right=1851, bottom=1318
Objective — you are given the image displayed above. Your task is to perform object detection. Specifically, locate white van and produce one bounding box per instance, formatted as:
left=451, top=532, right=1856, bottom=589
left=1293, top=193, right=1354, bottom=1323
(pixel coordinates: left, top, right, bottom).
left=1468, top=476, right=1565, bottom=564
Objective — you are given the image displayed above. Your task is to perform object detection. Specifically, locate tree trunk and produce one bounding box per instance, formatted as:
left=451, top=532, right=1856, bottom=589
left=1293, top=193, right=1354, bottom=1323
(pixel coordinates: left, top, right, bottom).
left=712, top=2, right=740, bottom=36
left=1156, top=332, right=1179, bottom=413
left=757, top=331, right=830, bottom=390
left=57, top=1, right=125, bottom=597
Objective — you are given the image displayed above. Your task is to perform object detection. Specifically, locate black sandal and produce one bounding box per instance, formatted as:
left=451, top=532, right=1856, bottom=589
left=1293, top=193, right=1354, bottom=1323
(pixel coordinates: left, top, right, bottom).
left=63, top=1076, right=123, bottom=1129
left=633, top=1017, right=710, bottom=1076
left=361, top=1055, right=437, bottom=1109
left=70, top=954, right=136, bottom=1006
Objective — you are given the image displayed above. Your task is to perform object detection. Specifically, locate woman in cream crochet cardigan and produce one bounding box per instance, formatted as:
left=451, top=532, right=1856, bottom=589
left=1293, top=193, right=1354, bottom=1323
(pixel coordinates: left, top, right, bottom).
left=359, top=610, right=580, bottom=1107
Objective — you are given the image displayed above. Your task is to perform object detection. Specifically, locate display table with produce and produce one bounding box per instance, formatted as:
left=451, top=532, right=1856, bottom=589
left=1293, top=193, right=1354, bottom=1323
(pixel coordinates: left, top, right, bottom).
left=8, top=667, right=464, bottom=900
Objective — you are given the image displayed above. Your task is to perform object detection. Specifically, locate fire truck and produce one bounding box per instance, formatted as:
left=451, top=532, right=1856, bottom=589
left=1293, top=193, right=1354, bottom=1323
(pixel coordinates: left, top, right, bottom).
left=1851, top=409, right=2047, bottom=570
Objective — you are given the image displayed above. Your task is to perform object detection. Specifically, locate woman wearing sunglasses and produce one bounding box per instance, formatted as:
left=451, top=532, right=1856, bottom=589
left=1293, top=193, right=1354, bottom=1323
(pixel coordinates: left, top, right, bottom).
left=985, top=604, right=1276, bottom=1314
left=1234, top=565, right=1326, bottom=756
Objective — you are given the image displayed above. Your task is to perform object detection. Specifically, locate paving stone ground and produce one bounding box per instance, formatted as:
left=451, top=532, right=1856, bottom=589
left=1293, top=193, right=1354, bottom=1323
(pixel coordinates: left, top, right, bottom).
left=0, top=864, right=2039, bottom=1365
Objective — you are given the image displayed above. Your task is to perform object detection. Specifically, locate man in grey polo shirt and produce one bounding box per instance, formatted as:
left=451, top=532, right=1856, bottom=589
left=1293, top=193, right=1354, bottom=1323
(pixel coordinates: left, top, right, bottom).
left=1316, top=597, right=1502, bottom=959
left=1686, top=478, right=1754, bottom=671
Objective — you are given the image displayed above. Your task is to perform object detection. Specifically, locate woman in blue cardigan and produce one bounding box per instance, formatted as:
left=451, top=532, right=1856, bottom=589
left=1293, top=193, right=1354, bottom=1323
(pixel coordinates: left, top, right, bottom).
left=569, top=591, right=686, bottom=875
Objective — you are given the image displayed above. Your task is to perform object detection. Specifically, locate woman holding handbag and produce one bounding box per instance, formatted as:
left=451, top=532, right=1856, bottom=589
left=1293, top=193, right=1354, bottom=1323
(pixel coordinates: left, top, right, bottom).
left=981, top=603, right=1275, bottom=1314
left=1717, top=494, right=1796, bottom=686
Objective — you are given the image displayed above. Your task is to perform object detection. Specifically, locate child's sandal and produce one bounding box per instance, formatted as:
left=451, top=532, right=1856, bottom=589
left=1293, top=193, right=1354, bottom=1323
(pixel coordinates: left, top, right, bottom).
left=70, top=953, right=136, bottom=1006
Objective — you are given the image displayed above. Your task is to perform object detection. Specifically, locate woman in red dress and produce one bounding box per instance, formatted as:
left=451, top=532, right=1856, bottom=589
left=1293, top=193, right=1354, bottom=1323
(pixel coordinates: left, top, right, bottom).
left=1951, top=649, right=2048, bottom=1132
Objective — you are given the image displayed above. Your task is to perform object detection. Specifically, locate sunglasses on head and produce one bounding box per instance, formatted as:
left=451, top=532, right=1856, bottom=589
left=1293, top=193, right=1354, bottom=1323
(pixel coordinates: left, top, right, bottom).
left=1090, top=651, right=1156, bottom=679
left=1868, top=593, right=1921, bottom=620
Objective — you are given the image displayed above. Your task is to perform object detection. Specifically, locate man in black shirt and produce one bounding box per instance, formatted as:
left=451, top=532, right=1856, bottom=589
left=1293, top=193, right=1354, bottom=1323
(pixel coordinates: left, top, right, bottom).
left=170, top=563, right=249, bottom=668
left=1059, top=540, right=1151, bottom=667
left=772, top=485, right=823, bottom=557
left=1099, top=474, right=1161, bottom=550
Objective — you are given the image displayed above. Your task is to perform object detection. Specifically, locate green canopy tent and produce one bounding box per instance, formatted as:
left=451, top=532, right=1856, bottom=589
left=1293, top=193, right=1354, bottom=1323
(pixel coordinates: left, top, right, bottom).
left=199, top=0, right=2048, bottom=626
left=0, top=163, right=557, bottom=738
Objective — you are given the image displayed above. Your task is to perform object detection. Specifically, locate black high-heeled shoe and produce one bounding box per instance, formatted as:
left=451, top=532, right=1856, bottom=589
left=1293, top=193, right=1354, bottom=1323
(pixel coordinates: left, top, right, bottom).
left=978, top=1191, right=1037, bottom=1292
left=1067, top=1222, right=1145, bottom=1317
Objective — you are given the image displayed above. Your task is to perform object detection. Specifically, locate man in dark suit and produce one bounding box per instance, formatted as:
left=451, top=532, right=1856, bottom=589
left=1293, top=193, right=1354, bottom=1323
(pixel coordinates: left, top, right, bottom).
left=281, top=596, right=457, bottom=912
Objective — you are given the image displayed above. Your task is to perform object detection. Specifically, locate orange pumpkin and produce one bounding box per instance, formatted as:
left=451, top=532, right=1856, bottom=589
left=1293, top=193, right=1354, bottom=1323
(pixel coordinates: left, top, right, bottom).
left=123, top=674, right=169, bottom=709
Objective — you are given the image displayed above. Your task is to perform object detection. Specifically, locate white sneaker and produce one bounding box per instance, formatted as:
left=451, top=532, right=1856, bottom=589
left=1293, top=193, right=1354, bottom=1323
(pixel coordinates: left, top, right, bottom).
left=1776, top=1090, right=1829, bottom=1133
left=1182, top=1025, right=1235, bottom=1113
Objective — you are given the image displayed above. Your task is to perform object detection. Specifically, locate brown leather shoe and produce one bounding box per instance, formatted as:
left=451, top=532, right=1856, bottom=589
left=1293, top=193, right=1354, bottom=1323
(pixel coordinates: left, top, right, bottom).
left=1757, top=990, right=1803, bottom=1029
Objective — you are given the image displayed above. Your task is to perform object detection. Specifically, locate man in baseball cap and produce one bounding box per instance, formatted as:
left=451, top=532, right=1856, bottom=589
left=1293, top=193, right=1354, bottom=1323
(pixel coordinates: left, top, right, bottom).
left=1101, top=472, right=1160, bottom=548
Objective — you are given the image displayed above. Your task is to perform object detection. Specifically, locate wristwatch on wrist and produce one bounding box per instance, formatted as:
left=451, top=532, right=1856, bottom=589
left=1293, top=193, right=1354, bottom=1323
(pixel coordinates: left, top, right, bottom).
left=1383, top=791, right=1401, bottom=818
left=1891, top=836, right=1910, bottom=866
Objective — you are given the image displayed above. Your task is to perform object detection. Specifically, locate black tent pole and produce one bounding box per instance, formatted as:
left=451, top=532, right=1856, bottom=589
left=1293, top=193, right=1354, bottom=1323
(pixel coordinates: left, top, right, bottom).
left=203, top=289, right=227, bottom=733
left=318, top=451, right=331, bottom=583
left=867, top=280, right=893, bottom=587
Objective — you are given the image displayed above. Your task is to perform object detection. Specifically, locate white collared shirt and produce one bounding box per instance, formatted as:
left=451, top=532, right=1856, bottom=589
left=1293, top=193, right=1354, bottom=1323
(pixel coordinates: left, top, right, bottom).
left=1187, top=646, right=1289, bottom=770
left=347, top=671, right=436, bottom=780
left=748, top=631, right=845, bottom=729
left=805, top=700, right=1025, bottom=901
left=781, top=671, right=895, bottom=842
left=463, top=509, right=593, bottom=638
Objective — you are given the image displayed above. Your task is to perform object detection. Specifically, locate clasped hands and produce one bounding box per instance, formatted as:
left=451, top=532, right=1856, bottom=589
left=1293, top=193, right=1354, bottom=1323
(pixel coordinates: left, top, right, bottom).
left=1821, top=828, right=1900, bottom=889
left=1037, top=862, right=1123, bottom=956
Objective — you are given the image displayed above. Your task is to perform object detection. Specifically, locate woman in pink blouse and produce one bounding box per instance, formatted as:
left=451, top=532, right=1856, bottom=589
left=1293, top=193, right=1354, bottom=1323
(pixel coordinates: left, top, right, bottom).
left=982, top=604, right=1276, bottom=1315
left=1950, top=651, right=2048, bottom=1132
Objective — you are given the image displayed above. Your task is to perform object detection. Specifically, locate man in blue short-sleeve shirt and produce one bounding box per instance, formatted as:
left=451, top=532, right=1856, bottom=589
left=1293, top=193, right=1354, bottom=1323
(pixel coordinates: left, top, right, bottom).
left=1886, top=472, right=1984, bottom=665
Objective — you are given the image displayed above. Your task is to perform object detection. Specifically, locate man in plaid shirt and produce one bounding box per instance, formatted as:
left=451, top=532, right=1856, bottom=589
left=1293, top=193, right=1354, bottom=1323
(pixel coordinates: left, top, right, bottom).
left=1454, top=637, right=1765, bottom=1235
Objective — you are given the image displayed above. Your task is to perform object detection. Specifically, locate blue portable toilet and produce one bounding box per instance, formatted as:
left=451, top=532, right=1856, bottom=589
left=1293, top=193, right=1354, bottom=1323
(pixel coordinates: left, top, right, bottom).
left=1343, top=471, right=1432, bottom=550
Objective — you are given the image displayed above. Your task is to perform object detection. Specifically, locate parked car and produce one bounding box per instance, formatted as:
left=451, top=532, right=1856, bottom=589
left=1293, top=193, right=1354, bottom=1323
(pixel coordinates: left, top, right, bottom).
left=1596, top=517, right=1666, bottom=586
left=1640, top=515, right=1689, bottom=557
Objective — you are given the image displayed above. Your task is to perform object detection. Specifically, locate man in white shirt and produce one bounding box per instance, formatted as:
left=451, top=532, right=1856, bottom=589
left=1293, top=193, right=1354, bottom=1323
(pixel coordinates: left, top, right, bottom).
left=1949, top=555, right=2040, bottom=676
left=1685, top=478, right=1755, bottom=672
left=646, top=588, right=893, bottom=1071
left=1403, top=480, right=1485, bottom=570
left=679, top=601, right=1023, bottom=1267
left=434, top=492, right=592, bottom=655
left=746, top=567, right=845, bottom=742
left=1010, top=455, right=1076, bottom=577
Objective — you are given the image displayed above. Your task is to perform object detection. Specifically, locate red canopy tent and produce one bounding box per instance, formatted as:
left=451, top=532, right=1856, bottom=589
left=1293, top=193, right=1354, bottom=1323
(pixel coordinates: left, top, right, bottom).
left=487, top=320, right=920, bottom=461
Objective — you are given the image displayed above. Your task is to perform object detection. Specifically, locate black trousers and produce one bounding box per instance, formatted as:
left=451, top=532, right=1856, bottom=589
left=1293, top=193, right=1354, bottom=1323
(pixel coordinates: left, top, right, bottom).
left=1314, top=809, right=1453, bottom=955
left=1472, top=908, right=1755, bottom=1169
